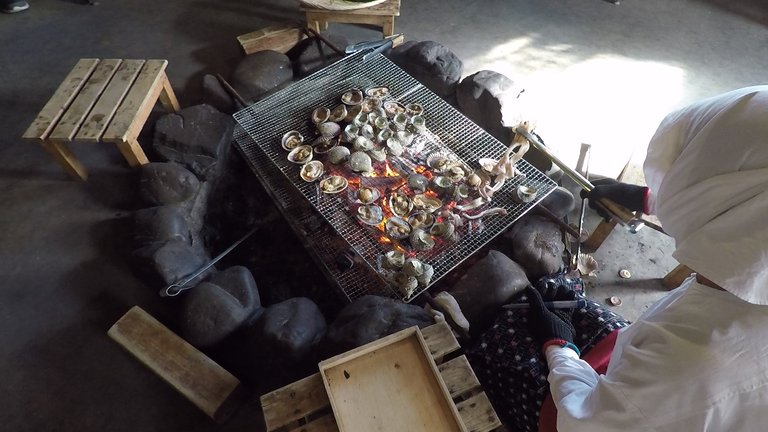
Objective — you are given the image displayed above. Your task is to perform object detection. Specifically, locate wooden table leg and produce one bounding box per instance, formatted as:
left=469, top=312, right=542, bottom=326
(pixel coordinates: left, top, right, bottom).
left=582, top=219, right=618, bottom=253
left=42, top=140, right=88, bottom=181
left=116, top=137, right=149, bottom=167
left=382, top=16, right=395, bottom=37
left=306, top=12, right=323, bottom=32
left=158, top=72, right=181, bottom=113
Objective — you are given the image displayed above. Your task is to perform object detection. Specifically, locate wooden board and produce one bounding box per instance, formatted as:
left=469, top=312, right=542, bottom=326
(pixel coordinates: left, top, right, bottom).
left=102, top=60, right=167, bottom=143
left=238, top=26, right=308, bottom=55
left=76, top=59, right=145, bottom=142
left=300, top=0, right=400, bottom=15
left=319, top=327, right=466, bottom=432
left=108, top=306, right=242, bottom=422
left=23, top=58, right=100, bottom=141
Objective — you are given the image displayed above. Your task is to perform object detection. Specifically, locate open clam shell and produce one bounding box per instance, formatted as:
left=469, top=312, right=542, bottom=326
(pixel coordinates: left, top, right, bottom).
left=328, top=146, right=351, bottom=165
left=329, top=104, right=348, bottom=122
left=430, top=221, right=456, bottom=239
left=409, top=228, right=435, bottom=251
left=412, top=193, right=443, bottom=212
left=430, top=176, right=452, bottom=194
left=319, top=175, right=348, bottom=194
left=408, top=211, right=435, bottom=230
left=384, top=101, right=406, bottom=116
left=312, top=137, right=339, bottom=154
left=427, top=153, right=457, bottom=173
left=299, top=161, right=325, bottom=182
left=341, top=89, right=364, bottom=106
left=385, top=216, right=411, bottom=239
left=287, top=145, right=313, bottom=164
left=281, top=130, right=303, bottom=151
left=389, top=192, right=413, bottom=217
left=345, top=104, right=363, bottom=123
left=361, top=97, right=381, bottom=113
left=311, top=107, right=330, bottom=124
left=356, top=204, right=384, bottom=226
left=353, top=111, right=369, bottom=127
left=356, top=186, right=381, bottom=204
left=405, top=102, right=424, bottom=116
left=365, top=86, right=390, bottom=98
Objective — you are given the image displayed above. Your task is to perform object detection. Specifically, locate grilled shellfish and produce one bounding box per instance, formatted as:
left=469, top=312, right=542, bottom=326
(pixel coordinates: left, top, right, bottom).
left=311, top=107, right=330, bottom=124
left=281, top=130, right=303, bottom=151
left=356, top=186, right=380, bottom=204
left=408, top=211, right=434, bottom=229
left=319, top=175, right=348, bottom=194
left=409, top=229, right=435, bottom=251
left=287, top=145, right=313, bottom=164
left=356, top=205, right=384, bottom=225
left=412, top=194, right=442, bottom=212
left=389, top=192, right=412, bottom=217
left=341, top=89, right=364, bottom=105
left=385, top=216, right=411, bottom=239
left=299, top=161, right=324, bottom=182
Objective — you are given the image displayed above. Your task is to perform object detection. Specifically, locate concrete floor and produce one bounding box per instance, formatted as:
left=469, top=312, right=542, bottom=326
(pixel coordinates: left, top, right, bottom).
left=1, top=0, right=766, bottom=430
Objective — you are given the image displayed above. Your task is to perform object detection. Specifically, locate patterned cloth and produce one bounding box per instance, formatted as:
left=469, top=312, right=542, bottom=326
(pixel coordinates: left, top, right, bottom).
left=466, top=291, right=630, bottom=431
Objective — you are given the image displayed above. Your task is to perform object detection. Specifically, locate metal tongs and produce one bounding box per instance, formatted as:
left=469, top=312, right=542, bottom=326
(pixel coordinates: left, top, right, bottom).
left=345, top=34, right=403, bottom=61
left=514, top=127, right=666, bottom=235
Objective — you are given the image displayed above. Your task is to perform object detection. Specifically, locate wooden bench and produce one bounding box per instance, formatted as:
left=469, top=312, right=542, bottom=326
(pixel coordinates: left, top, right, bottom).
left=300, top=0, right=401, bottom=37
left=260, top=321, right=502, bottom=432
left=23, top=58, right=180, bottom=180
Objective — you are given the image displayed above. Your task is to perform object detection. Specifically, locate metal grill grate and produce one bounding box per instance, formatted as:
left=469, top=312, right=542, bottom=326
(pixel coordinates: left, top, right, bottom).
left=233, top=52, right=556, bottom=302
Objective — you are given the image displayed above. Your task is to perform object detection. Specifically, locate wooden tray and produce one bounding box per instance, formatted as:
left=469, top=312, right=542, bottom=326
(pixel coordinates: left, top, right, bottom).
left=319, top=326, right=467, bottom=432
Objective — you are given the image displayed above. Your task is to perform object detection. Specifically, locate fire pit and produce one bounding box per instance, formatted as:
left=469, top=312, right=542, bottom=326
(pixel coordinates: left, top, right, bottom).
left=233, top=52, right=556, bottom=302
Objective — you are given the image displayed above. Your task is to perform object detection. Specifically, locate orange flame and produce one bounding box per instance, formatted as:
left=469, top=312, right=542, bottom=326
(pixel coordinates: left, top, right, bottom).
left=383, top=160, right=400, bottom=177
left=414, top=165, right=434, bottom=179
left=379, top=236, right=392, bottom=244
left=424, top=190, right=439, bottom=198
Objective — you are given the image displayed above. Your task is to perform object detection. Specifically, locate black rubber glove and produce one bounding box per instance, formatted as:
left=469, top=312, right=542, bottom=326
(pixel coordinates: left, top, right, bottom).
left=579, top=178, right=648, bottom=220
left=526, top=285, right=576, bottom=346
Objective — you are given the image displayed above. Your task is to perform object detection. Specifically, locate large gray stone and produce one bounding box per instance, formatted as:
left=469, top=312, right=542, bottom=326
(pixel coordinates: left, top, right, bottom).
left=153, top=104, right=234, bottom=180
left=202, top=74, right=236, bottom=114
left=180, top=266, right=262, bottom=348
left=539, top=186, right=576, bottom=219
left=230, top=50, right=293, bottom=102
left=389, top=41, right=463, bottom=99
left=457, top=70, right=523, bottom=143
left=448, top=250, right=530, bottom=334
left=325, top=295, right=433, bottom=355
left=504, top=216, right=565, bottom=281
left=133, top=206, right=190, bottom=249
left=132, top=239, right=210, bottom=287
left=289, top=32, right=348, bottom=77
left=253, top=297, right=326, bottom=363
left=138, top=162, right=200, bottom=206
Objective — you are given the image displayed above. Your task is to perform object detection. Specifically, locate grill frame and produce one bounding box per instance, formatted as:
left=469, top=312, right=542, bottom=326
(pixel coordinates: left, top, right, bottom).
left=233, top=52, right=556, bottom=302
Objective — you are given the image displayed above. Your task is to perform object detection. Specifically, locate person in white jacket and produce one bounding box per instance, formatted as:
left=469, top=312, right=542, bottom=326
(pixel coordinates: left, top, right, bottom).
left=469, top=86, right=768, bottom=432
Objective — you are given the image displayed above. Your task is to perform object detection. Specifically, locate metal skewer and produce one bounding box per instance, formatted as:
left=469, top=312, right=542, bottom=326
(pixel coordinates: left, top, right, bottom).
left=573, top=143, right=592, bottom=271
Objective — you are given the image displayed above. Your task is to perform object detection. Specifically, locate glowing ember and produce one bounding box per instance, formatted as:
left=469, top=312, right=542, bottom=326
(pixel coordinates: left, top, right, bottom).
left=384, top=160, right=400, bottom=177
left=414, top=165, right=433, bottom=179
left=424, top=190, right=439, bottom=198
left=379, top=236, right=392, bottom=244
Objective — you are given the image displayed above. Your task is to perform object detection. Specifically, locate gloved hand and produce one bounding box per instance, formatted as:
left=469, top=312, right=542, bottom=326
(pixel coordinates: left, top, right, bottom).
left=526, top=284, right=576, bottom=346
left=579, top=178, right=648, bottom=220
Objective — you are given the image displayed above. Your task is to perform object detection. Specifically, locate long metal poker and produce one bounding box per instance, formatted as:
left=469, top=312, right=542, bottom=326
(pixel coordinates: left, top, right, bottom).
left=574, top=143, right=592, bottom=270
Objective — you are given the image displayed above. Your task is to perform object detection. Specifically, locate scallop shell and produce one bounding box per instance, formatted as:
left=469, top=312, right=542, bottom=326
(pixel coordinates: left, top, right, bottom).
left=356, top=186, right=380, bottom=204
left=386, top=138, right=404, bottom=156
left=281, top=131, right=303, bottom=151
left=383, top=250, right=405, bottom=269
left=361, top=97, right=381, bottom=113
left=412, top=194, right=443, bottom=212
left=327, top=146, right=351, bottom=164
left=299, top=161, right=325, bottom=182
left=407, top=173, right=429, bottom=192
left=357, top=205, right=384, bottom=225
left=317, top=122, right=341, bottom=139
left=311, top=107, right=330, bottom=124
left=405, top=103, right=424, bottom=116
left=313, top=137, right=339, bottom=154
left=385, top=216, right=411, bottom=239
left=341, top=89, right=364, bottom=105
left=384, top=101, right=406, bottom=116
left=365, top=86, right=390, bottom=98
left=368, top=148, right=387, bottom=163
left=427, top=153, right=456, bottom=173
left=319, top=175, right=348, bottom=194
left=353, top=136, right=374, bottom=152
left=430, top=221, right=455, bottom=239
left=389, top=192, right=413, bottom=217
left=329, top=104, right=347, bottom=122
left=394, top=272, right=418, bottom=298
left=348, top=151, right=373, bottom=173
left=409, top=229, right=435, bottom=251
left=408, top=211, right=434, bottom=229
left=287, top=145, right=313, bottom=164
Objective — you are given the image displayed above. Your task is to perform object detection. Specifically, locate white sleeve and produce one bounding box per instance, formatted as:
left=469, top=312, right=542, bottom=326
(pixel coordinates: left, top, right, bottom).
left=545, top=347, right=647, bottom=432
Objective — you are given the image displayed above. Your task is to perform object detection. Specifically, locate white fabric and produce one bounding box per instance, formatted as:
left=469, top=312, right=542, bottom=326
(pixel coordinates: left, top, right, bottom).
left=643, top=86, right=768, bottom=304
left=546, top=278, right=768, bottom=431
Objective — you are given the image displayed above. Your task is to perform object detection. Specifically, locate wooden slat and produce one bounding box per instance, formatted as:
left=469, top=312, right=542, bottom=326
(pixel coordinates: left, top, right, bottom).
left=288, top=414, right=338, bottom=432
left=261, top=374, right=330, bottom=431
left=108, top=306, right=241, bottom=422
left=422, top=321, right=461, bottom=360
left=300, top=0, right=400, bottom=15
left=456, top=393, right=502, bottom=432
left=48, top=59, right=122, bottom=142
left=76, top=59, right=145, bottom=142
left=23, top=58, right=100, bottom=140
left=237, top=26, right=308, bottom=55
left=102, top=59, right=167, bottom=143
left=439, top=355, right=481, bottom=398
left=663, top=264, right=693, bottom=289
left=41, top=140, right=88, bottom=181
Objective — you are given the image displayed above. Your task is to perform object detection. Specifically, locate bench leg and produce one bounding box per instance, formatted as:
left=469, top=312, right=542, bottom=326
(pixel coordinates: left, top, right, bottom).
left=116, top=138, right=149, bottom=167
left=158, top=72, right=181, bottom=113
left=42, top=140, right=88, bottom=181
left=305, top=12, right=323, bottom=32
left=382, top=16, right=395, bottom=37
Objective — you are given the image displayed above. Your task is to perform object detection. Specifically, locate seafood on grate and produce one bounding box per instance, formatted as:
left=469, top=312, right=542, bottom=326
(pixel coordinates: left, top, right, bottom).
left=385, top=137, right=404, bottom=157
left=299, top=161, right=325, bottom=182
left=345, top=104, right=363, bottom=123
left=430, top=220, right=456, bottom=240
left=311, top=107, right=330, bottom=124
left=385, top=216, right=411, bottom=239
left=329, top=104, right=348, bottom=122
left=427, top=153, right=458, bottom=173
left=327, top=146, right=350, bottom=164
left=381, top=250, right=405, bottom=270
left=281, top=130, right=303, bottom=151
left=357, top=204, right=384, bottom=225
left=312, top=137, right=339, bottom=154
left=356, top=186, right=381, bottom=204
left=343, top=124, right=359, bottom=142
left=353, top=136, right=374, bottom=152
left=361, top=97, right=381, bottom=113
left=394, top=272, right=418, bottom=298
left=405, top=102, right=424, bottom=116
left=447, top=164, right=468, bottom=182
left=365, top=86, right=390, bottom=98
left=383, top=101, right=406, bottom=116
left=412, top=193, right=443, bottom=212
left=408, top=211, right=434, bottom=229
left=368, top=148, right=387, bottom=163
left=317, top=121, right=341, bottom=139
left=389, top=192, right=413, bottom=217
left=341, top=89, right=364, bottom=105
left=348, top=151, right=373, bottom=173
left=287, top=145, right=313, bottom=164
left=319, top=175, right=348, bottom=194
left=409, top=228, right=435, bottom=251
left=407, top=173, right=429, bottom=192
left=403, top=258, right=434, bottom=287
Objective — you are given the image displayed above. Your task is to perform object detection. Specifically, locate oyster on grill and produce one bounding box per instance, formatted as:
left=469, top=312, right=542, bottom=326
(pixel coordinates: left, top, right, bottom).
left=408, top=211, right=434, bottom=229
left=394, top=272, right=418, bottom=298
left=356, top=186, right=380, bottom=204
left=412, top=193, right=443, bottom=212
left=319, top=175, right=348, bottom=194
left=430, top=221, right=456, bottom=240
left=356, top=204, right=384, bottom=225
left=287, top=145, right=313, bottom=164
left=365, top=86, right=390, bottom=98
left=299, top=161, right=324, bottom=182
left=382, top=250, right=405, bottom=269
left=281, top=130, right=303, bottom=151
left=329, top=104, right=348, bottom=122
left=348, top=151, right=373, bottom=173
left=353, top=136, right=374, bottom=152
left=385, top=216, right=411, bottom=239
left=389, top=192, right=412, bottom=217
left=341, top=89, right=364, bottom=105
left=409, top=229, right=435, bottom=251
left=312, top=136, right=338, bottom=154
left=311, top=107, right=330, bottom=124
left=327, top=146, right=351, bottom=165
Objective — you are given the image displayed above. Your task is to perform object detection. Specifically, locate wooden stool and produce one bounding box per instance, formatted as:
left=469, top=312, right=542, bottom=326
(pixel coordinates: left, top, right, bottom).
left=300, top=0, right=401, bottom=37
left=23, top=58, right=180, bottom=181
